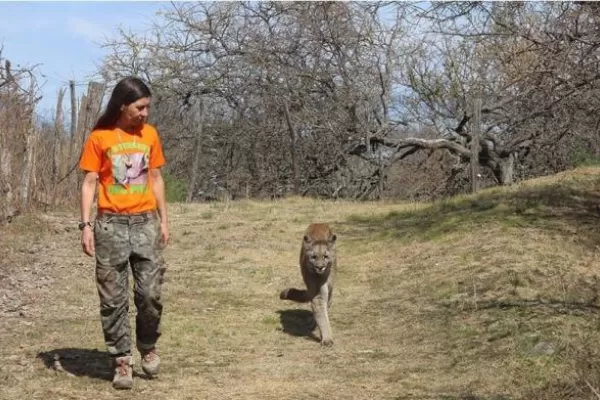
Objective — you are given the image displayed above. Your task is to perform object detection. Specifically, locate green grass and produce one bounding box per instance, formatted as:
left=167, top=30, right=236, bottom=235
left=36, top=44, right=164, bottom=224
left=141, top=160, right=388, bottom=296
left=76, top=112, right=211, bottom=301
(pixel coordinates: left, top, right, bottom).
left=3, top=167, right=600, bottom=398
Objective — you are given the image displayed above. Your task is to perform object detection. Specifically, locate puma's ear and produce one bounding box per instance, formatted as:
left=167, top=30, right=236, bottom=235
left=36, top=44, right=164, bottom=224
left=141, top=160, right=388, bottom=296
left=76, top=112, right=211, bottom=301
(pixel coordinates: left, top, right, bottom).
left=329, top=233, right=337, bottom=243
left=303, top=235, right=313, bottom=250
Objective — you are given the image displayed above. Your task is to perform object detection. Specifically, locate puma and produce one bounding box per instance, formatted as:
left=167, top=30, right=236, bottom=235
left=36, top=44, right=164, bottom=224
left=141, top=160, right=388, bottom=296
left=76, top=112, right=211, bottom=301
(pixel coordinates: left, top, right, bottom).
left=280, top=223, right=336, bottom=346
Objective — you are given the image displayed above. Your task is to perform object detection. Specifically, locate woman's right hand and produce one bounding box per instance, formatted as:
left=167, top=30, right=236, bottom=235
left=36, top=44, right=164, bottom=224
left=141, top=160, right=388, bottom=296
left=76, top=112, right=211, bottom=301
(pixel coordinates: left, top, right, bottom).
left=81, top=226, right=95, bottom=257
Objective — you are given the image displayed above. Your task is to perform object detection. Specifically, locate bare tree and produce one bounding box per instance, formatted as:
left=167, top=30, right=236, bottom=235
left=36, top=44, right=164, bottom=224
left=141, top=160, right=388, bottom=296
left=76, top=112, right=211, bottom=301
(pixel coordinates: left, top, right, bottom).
left=96, top=1, right=600, bottom=201
left=0, top=48, right=42, bottom=220
left=360, top=2, right=600, bottom=188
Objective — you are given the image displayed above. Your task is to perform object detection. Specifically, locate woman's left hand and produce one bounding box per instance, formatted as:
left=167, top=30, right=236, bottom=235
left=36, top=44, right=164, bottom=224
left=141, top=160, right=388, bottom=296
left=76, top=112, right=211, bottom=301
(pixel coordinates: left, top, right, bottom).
left=160, top=221, right=169, bottom=248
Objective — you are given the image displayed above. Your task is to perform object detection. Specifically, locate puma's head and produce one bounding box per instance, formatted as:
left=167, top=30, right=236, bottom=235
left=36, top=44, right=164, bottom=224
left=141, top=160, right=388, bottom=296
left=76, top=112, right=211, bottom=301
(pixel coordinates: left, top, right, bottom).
left=302, top=224, right=336, bottom=275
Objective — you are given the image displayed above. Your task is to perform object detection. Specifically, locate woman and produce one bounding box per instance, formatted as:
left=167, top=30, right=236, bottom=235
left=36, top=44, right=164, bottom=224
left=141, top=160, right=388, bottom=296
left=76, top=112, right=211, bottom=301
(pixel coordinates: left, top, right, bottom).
left=78, top=76, right=169, bottom=390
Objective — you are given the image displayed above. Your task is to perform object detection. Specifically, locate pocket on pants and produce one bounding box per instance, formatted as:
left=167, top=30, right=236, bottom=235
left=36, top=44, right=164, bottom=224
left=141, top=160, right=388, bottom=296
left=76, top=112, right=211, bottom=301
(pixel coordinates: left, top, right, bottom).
left=94, top=217, right=115, bottom=236
left=94, top=219, right=128, bottom=267
left=131, top=218, right=160, bottom=261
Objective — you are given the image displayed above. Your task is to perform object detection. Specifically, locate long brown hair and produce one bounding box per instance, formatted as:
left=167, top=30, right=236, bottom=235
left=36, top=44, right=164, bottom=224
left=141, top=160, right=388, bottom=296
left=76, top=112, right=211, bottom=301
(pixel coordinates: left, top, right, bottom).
left=93, top=77, right=151, bottom=130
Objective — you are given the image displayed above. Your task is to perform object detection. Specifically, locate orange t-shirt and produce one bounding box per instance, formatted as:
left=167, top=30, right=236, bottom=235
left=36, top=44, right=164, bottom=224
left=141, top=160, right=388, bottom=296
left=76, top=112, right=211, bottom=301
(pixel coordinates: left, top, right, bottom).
left=79, top=123, right=166, bottom=214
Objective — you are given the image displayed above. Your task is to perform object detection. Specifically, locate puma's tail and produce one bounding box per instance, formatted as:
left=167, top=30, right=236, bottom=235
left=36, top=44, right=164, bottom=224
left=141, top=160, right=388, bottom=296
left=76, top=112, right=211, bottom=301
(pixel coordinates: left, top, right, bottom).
left=279, top=288, right=311, bottom=303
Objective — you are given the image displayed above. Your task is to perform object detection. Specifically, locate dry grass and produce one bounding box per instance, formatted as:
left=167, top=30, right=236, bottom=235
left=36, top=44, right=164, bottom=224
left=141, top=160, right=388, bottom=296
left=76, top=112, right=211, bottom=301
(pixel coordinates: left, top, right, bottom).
left=3, top=167, right=600, bottom=399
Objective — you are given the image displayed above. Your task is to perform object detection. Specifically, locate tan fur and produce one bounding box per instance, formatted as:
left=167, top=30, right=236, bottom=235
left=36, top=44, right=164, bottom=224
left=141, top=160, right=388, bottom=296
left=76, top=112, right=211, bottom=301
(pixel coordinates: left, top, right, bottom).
left=280, top=223, right=337, bottom=346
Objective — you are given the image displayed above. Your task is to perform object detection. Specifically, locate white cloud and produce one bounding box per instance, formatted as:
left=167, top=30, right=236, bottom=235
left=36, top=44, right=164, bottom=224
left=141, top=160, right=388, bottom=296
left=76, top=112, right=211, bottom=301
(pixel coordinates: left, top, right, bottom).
left=66, top=16, right=113, bottom=43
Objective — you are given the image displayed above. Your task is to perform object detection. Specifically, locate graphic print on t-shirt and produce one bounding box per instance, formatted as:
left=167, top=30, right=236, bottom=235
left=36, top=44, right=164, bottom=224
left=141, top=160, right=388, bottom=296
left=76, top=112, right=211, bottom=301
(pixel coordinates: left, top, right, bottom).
left=107, top=142, right=151, bottom=194
left=112, top=152, right=149, bottom=185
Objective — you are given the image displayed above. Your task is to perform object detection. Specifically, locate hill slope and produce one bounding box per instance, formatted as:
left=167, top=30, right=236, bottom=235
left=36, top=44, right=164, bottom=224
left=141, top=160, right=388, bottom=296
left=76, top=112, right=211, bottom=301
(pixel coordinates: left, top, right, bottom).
left=3, top=168, right=600, bottom=399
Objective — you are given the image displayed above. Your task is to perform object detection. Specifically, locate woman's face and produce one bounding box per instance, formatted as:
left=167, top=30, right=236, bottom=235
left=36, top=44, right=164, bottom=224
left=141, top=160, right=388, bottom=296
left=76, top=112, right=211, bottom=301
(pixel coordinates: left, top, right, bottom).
left=120, top=97, right=151, bottom=128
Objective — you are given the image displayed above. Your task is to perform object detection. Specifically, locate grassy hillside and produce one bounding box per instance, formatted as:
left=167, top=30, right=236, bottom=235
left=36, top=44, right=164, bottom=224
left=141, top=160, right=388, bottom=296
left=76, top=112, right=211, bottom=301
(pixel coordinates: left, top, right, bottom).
left=3, top=167, right=600, bottom=399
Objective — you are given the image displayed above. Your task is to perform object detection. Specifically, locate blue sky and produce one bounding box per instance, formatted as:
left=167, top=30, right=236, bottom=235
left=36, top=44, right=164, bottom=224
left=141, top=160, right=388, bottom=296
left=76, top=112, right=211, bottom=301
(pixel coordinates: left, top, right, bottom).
left=0, top=1, right=170, bottom=118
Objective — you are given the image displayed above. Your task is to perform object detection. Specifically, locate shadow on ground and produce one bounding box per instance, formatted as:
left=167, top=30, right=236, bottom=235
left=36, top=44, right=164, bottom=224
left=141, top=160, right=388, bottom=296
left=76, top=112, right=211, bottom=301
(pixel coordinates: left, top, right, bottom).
left=276, top=309, right=319, bottom=342
left=345, top=176, right=600, bottom=249
left=37, top=348, right=152, bottom=381
left=37, top=348, right=113, bottom=381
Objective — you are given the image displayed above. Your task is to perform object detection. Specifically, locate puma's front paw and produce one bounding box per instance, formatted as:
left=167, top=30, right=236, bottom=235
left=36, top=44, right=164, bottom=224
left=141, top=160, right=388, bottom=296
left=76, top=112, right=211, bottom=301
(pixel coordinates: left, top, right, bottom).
left=320, top=338, right=334, bottom=347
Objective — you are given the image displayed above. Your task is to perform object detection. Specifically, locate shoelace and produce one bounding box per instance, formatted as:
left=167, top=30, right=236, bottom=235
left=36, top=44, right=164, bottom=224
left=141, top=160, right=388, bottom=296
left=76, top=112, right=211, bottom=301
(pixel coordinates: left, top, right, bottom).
left=143, top=352, right=156, bottom=362
left=116, top=360, right=130, bottom=376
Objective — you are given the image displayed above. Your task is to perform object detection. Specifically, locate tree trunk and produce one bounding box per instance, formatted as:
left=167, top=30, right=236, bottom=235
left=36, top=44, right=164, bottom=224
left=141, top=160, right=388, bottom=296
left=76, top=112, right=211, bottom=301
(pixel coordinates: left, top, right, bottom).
left=501, top=153, right=516, bottom=185
left=0, top=62, right=16, bottom=221
left=63, top=81, right=77, bottom=180
left=0, top=136, right=14, bottom=222
left=53, top=88, right=65, bottom=205
left=471, top=98, right=481, bottom=193
left=20, top=78, right=38, bottom=210
left=493, top=153, right=516, bottom=185
left=20, top=126, right=36, bottom=209
left=186, top=99, right=205, bottom=203
left=283, top=101, right=298, bottom=195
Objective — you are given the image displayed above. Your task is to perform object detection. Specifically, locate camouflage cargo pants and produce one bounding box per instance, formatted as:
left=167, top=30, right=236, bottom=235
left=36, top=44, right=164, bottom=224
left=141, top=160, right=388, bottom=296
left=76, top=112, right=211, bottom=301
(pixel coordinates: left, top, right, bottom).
left=94, top=211, right=165, bottom=357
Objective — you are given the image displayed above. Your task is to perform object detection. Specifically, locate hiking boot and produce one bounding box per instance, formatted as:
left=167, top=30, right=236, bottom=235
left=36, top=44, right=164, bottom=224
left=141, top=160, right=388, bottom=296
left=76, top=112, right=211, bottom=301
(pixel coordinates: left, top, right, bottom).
left=112, top=355, right=133, bottom=390
left=141, top=348, right=160, bottom=377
